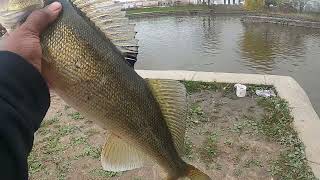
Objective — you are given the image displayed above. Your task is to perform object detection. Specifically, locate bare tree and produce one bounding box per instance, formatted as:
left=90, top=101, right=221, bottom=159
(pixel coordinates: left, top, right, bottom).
left=287, top=0, right=311, bottom=12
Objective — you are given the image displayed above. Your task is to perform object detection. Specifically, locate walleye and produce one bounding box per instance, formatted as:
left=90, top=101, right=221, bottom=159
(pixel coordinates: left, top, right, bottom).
left=0, top=0, right=211, bottom=179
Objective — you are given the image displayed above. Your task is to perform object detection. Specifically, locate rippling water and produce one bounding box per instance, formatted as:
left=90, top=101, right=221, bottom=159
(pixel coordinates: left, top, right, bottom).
left=132, top=15, right=320, bottom=114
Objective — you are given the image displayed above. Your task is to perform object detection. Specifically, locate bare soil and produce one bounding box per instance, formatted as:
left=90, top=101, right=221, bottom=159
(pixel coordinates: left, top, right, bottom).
left=29, top=90, right=282, bottom=180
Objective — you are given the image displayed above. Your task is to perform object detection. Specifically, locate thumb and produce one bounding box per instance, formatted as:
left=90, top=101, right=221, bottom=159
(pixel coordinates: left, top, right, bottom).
left=21, top=2, right=62, bottom=36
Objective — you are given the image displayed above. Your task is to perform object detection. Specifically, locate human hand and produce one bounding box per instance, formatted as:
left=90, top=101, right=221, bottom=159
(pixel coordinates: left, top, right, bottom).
left=0, top=2, right=62, bottom=72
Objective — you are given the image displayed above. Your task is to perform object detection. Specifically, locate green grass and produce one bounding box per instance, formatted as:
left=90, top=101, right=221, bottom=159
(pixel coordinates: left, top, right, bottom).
left=58, top=125, right=79, bottom=136
left=243, top=159, right=263, bottom=168
left=90, top=168, right=121, bottom=177
left=184, top=137, right=193, bottom=159
left=182, top=81, right=233, bottom=94
left=257, top=97, right=316, bottom=179
left=68, top=112, right=84, bottom=121
left=41, top=117, right=59, bottom=127
left=190, top=104, right=205, bottom=117
left=126, top=5, right=209, bottom=16
left=28, top=153, right=44, bottom=174
left=201, top=132, right=219, bottom=162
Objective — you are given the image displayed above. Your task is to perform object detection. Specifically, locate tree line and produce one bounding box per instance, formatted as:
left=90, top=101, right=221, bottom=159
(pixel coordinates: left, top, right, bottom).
left=245, top=0, right=320, bottom=12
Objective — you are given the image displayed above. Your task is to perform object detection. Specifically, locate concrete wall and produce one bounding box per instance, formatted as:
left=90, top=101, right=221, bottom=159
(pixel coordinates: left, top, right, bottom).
left=242, top=15, right=320, bottom=29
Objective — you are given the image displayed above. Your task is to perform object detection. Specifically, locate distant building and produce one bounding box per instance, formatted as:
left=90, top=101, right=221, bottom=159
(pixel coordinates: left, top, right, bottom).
left=120, top=0, right=159, bottom=9
left=119, top=0, right=244, bottom=9
left=213, top=0, right=242, bottom=5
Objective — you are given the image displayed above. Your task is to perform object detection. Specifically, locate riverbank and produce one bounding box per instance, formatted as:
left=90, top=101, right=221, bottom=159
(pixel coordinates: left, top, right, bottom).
left=28, top=81, right=316, bottom=179
left=126, top=5, right=247, bottom=18
left=126, top=6, right=320, bottom=28
left=242, top=12, right=320, bottom=29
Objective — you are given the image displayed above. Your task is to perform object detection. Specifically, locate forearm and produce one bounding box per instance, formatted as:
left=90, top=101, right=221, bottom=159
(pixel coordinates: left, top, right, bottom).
left=0, top=51, right=50, bottom=179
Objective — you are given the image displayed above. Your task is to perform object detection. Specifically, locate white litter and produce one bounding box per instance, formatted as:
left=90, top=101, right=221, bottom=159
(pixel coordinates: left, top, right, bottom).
left=256, top=90, right=276, bottom=97
left=234, top=84, right=247, bottom=97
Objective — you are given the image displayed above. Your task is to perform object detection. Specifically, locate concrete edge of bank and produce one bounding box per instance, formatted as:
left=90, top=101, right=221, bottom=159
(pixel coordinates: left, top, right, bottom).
left=136, top=70, right=320, bottom=178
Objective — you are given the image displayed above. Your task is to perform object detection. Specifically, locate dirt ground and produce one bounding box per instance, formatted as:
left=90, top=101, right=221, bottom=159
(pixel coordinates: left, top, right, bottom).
left=29, top=90, right=282, bottom=180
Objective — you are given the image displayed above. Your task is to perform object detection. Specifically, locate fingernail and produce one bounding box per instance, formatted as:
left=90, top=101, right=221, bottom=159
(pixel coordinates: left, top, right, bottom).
left=47, top=2, right=62, bottom=12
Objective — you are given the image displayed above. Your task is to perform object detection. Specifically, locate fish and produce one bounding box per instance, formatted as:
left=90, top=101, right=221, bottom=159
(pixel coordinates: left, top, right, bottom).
left=0, top=0, right=211, bottom=179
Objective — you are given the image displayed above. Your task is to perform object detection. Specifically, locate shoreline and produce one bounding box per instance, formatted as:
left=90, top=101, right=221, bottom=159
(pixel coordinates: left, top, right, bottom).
left=136, top=70, right=320, bottom=178
left=126, top=8, right=320, bottom=28
left=241, top=14, right=320, bottom=29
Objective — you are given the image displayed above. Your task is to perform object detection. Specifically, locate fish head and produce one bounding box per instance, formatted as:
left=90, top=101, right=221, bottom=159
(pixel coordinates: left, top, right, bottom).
left=0, top=0, right=44, bottom=32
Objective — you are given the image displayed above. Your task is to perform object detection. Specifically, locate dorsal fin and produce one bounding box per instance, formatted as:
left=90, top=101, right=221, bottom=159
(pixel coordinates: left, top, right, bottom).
left=70, top=0, right=138, bottom=66
left=146, top=79, right=187, bottom=156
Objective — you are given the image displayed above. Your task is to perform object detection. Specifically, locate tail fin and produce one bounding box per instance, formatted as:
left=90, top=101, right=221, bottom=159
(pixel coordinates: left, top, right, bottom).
left=183, top=164, right=211, bottom=180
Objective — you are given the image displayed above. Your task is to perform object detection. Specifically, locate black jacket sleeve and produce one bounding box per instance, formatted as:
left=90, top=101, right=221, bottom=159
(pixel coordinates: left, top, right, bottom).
left=0, top=51, right=50, bottom=180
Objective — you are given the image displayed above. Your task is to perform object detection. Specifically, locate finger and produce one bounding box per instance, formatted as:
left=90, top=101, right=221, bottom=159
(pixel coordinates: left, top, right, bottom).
left=21, top=2, right=62, bottom=36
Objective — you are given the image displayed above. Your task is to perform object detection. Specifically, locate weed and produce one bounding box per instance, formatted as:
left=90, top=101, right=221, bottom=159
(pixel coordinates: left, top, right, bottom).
left=58, top=125, right=78, bottom=136
left=190, top=104, right=204, bottom=117
left=78, top=145, right=101, bottom=159
left=243, top=159, right=263, bottom=168
left=64, top=105, right=71, bottom=110
left=68, top=112, right=84, bottom=121
left=90, top=168, right=121, bottom=177
left=257, top=97, right=316, bottom=179
left=28, top=153, right=44, bottom=174
left=201, top=132, right=219, bottom=162
left=41, top=117, right=59, bottom=127
left=71, top=136, right=87, bottom=145
left=224, top=138, right=233, bottom=146
left=181, top=81, right=232, bottom=94
left=184, top=137, right=193, bottom=159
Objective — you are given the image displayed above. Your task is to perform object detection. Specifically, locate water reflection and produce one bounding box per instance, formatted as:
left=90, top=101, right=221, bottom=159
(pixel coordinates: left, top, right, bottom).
left=239, top=22, right=320, bottom=73
left=201, top=16, right=221, bottom=56
left=240, top=23, right=278, bottom=72
left=132, top=16, right=320, bottom=114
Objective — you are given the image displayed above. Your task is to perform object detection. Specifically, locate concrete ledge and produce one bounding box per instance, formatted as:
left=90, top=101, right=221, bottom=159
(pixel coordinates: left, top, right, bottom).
left=136, top=70, right=320, bottom=178
left=242, top=15, right=320, bottom=29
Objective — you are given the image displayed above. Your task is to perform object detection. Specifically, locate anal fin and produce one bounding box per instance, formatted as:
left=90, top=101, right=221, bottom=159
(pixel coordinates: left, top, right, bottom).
left=101, top=133, right=148, bottom=172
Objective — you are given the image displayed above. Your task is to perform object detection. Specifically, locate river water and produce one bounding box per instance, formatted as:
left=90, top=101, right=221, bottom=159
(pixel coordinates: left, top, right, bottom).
left=131, top=15, right=320, bottom=115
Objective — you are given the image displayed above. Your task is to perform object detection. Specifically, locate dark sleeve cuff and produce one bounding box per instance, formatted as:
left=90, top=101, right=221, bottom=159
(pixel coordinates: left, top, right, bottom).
left=0, top=50, right=50, bottom=150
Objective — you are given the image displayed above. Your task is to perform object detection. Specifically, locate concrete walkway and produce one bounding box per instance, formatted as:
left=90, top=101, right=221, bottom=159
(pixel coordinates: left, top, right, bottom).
left=136, top=70, right=320, bottom=178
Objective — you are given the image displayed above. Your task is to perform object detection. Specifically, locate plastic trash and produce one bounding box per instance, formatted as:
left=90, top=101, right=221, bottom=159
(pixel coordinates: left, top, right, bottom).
left=255, top=90, right=276, bottom=97
left=234, top=84, right=247, bottom=97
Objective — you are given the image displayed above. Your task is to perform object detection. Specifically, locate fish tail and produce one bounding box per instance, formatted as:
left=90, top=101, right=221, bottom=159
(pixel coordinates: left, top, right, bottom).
left=184, top=164, right=211, bottom=180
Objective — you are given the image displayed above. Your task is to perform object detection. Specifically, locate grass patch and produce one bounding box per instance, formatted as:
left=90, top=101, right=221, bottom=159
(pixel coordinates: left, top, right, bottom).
left=70, top=136, right=87, bottom=145
left=56, top=161, right=71, bottom=180
left=68, top=112, right=84, bottom=121
left=201, top=132, right=219, bottom=162
left=184, top=137, right=193, bottom=159
left=181, top=81, right=233, bottom=94
left=76, top=145, right=101, bottom=159
left=182, top=81, right=274, bottom=97
left=58, top=125, right=78, bottom=136
left=41, top=117, right=59, bottom=127
left=257, top=97, right=316, bottom=179
left=28, top=153, right=44, bottom=174
left=126, top=5, right=209, bottom=15
left=243, top=159, right=263, bottom=168
left=90, top=168, right=121, bottom=177
left=190, top=103, right=205, bottom=117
